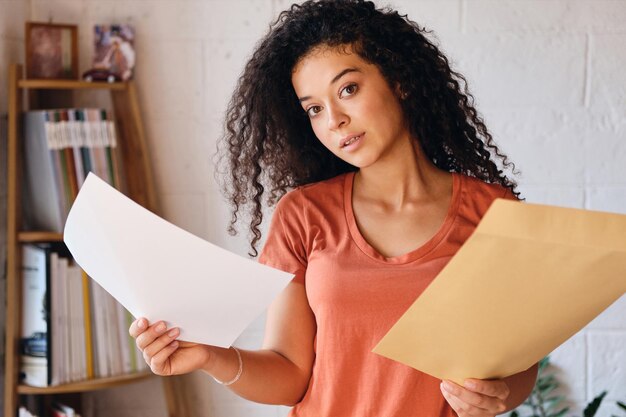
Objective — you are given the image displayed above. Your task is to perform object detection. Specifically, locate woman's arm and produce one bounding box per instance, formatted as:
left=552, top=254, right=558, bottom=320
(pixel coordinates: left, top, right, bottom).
left=131, top=280, right=316, bottom=406
left=201, top=280, right=316, bottom=405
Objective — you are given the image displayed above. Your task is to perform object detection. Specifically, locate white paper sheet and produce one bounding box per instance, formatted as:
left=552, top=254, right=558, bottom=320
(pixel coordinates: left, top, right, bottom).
left=63, top=173, right=293, bottom=347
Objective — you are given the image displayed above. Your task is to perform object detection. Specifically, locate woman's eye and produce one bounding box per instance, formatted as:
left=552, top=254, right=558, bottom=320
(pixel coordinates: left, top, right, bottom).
left=340, top=83, right=358, bottom=98
left=306, top=106, right=322, bottom=117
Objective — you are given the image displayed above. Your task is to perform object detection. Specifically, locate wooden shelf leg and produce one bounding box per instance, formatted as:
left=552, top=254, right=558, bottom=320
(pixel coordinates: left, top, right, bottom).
left=162, top=376, right=192, bottom=417
left=4, top=63, right=23, bottom=417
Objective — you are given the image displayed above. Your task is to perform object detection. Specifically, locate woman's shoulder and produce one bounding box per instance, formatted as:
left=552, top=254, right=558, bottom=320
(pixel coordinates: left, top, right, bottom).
left=273, top=172, right=350, bottom=215
left=461, top=174, right=516, bottom=200
left=457, top=174, right=518, bottom=223
left=298, top=172, right=349, bottom=193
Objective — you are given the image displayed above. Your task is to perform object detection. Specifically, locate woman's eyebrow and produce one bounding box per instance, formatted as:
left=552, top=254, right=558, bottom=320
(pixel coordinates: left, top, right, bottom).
left=298, top=67, right=362, bottom=103
left=330, top=67, right=361, bottom=85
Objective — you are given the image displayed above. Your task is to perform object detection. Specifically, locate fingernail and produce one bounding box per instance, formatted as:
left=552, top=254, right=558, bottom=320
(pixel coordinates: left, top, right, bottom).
left=168, top=328, right=179, bottom=338
left=442, top=382, right=454, bottom=393
left=156, top=322, right=166, bottom=333
left=170, top=341, right=179, bottom=348
left=137, top=319, right=145, bottom=329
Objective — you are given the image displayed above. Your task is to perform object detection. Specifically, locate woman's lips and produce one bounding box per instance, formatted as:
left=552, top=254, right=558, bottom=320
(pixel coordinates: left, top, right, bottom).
left=341, top=133, right=364, bottom=151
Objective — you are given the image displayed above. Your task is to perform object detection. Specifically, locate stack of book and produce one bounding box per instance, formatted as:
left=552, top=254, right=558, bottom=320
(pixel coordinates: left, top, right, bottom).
left=20, top=243, right=148, bottom=388
left=22, top=108, right=124, bottom=233
left=20, top=108, right=147, bottom=387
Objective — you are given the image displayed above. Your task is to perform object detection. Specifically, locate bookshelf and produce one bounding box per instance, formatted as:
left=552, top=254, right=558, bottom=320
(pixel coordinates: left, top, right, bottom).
left=4, top=64, right=191, bottom=417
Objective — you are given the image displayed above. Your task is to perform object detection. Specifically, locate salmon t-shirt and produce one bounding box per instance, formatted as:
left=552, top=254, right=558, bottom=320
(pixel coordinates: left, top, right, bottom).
left=259, top=171, right=517, bottom=417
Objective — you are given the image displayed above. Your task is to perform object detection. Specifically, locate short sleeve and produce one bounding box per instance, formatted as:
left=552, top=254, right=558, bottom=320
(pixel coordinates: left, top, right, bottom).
left=502, top=186, right=520, bottom=201
left=258, top=193, right=308, bottom=284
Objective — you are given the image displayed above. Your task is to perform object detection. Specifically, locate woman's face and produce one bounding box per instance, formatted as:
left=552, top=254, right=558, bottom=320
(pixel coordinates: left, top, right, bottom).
left=291, top=45, right=411, bottom=168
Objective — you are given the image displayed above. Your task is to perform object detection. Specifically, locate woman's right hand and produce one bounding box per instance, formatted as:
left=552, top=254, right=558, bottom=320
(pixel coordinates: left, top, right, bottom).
left=129, top=318, right=213, bottom=376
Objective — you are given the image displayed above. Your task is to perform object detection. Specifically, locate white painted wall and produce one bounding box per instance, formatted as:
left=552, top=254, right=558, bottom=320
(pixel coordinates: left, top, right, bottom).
left=0, top=0, right=30, bottom=113
left=2, top=0, right=624, bottom=416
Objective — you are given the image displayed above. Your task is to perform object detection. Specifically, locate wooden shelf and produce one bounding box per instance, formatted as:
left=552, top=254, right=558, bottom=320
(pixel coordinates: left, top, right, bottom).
left=17, top=372, right=155, bottom=395
left=18, top=78, right=127, bottom=91
left=18, top=231, right=63, bottom=243
left=5, top=63, right=185, bottom=417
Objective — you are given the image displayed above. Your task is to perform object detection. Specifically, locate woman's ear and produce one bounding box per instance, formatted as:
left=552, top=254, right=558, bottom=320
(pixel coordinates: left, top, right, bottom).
left=394, top=83, right=409, bottom=100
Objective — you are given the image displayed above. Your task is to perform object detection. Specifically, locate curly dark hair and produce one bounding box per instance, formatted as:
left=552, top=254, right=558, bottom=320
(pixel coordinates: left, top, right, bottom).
left=216, top=0, right=521, bottom=257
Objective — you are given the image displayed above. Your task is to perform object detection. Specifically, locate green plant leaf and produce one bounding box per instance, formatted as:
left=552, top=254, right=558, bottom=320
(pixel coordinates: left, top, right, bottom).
left=539, top=356, right=551, bottom=368
left=544, top=394, right=566, bottom=408
left=537, top=380, right=559, bottom=393
left=617, top=401, right=626, bottom=411
left=554, top=407, right=569, bottom=417
left=583, top=391, right=608, bottom=417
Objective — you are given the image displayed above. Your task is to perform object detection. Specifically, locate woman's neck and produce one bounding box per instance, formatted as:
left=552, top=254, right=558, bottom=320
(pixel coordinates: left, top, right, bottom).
left=354, top=139, right=450, bottom=210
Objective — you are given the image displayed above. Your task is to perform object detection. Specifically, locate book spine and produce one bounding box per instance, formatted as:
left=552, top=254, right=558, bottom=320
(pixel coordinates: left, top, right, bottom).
left=126, top=311, right=137, bottom=372
left=22, top=111, right=64, bottom=232
left=115, top=303, right=132, bottom=374
left=103, top=109, right=117, bottom=188
left=68, top=109, right=85, bottom=189
left=64, top=148, right=79, bottom=200
left=58, top=257, right=70, bottom=384
left=20, top=245, right=49, bottom=388
left=88, top=280, right=101, bottom=378
left=49, top=252, right=61, bottom=385
left=81, top=270, right=94, bottom=379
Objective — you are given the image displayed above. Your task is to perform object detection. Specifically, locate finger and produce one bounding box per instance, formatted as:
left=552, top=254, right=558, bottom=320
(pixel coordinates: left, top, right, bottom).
left=129, top=317, right=148, bottom=338
left=143, top=327, right=180, bottom=359
left=442, top=381, right=506, bottom=414
left=464, top=379, right=510, bottom=401
left=135, top=321, right=168, bottom=351
left=442, top=387, right=486, bottom=416
left=148, top=340, right=179, bottom=375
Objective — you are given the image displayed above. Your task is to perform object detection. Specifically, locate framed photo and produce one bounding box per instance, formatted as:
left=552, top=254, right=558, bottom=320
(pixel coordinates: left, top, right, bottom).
left=25, top=22, right=78, bottom=79
left=91, top=24, right=136, bottom=81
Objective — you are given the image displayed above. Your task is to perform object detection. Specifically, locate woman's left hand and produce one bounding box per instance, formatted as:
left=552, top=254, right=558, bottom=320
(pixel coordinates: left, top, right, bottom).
left=440, top=378, right=510, bottom=417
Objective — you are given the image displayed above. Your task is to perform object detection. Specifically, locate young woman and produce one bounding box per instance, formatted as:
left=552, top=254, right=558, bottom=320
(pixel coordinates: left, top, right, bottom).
left=129, top=1, right=538, bottom=415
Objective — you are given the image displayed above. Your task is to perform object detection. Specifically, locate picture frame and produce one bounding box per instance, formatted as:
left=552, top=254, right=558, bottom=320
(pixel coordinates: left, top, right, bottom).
left=25, top=22, right=78, bottom=79
left=87, top=24, right=136, bottom=81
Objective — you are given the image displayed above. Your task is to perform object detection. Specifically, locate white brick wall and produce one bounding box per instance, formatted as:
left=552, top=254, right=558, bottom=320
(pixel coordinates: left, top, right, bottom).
left=2, top=0, right=624, bottom=416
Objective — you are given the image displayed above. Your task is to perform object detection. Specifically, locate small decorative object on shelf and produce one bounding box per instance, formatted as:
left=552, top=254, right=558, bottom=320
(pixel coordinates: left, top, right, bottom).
left=82, top=24, right=135, bottom=83
left=81, top=68, right=121, bottom=83
left=25, top=22, right=78, bottom=80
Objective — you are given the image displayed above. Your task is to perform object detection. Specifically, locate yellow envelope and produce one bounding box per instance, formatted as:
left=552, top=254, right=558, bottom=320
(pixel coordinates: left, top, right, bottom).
left=373, top=199, right=626, bottom=384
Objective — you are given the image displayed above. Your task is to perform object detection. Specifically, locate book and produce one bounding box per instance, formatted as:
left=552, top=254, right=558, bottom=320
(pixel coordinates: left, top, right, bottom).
left=22, top=112, right=65, bottom=233
left=49, top=251, right=62, bottom=385
left=81, top=270, right=95, bottom=378
left=20, top=244, right=49, bottom=387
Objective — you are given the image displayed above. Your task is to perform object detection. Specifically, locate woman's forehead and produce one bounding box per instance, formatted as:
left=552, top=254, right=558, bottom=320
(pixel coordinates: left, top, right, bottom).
left=291, top=46, right=372, bottom=88
left=293, top=44, right=362, bottom=72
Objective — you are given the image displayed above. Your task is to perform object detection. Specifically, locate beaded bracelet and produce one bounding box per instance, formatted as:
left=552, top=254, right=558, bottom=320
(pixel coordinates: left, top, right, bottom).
left=212, top=346, right=243, bottom=386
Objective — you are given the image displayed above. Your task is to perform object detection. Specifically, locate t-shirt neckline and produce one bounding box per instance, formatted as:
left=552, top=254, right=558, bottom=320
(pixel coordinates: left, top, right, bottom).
left=343, top=170, right=462, bottom=264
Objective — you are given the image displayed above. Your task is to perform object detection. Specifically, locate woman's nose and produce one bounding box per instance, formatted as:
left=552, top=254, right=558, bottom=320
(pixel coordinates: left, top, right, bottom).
left=327, top=104, right=349, bottom=130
